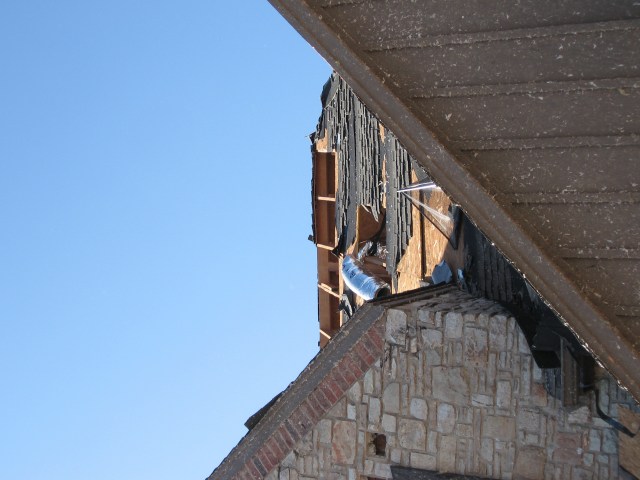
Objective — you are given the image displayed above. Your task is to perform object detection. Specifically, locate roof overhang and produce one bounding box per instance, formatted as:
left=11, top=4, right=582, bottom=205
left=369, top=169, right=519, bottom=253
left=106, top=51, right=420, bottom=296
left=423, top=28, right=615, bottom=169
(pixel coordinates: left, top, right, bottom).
left=269, top=0, right=640, bottom=400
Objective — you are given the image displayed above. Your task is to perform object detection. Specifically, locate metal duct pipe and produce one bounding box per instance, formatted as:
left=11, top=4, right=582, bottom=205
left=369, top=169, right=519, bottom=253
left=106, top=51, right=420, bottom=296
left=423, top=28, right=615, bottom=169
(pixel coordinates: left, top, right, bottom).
left=342, top=254, right=391, bottom=301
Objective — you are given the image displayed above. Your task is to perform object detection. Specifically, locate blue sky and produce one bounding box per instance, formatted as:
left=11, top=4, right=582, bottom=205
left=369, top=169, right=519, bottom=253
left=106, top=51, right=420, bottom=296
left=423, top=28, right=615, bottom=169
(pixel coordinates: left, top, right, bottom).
left=0, top=3, right=330, bottom=479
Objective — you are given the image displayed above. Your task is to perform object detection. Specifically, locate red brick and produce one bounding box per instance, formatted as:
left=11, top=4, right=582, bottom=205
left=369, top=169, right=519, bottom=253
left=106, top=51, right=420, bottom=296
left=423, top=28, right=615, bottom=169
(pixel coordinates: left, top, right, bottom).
left=253, top=456, right=268, bottom=476
left=338, top=356, right=360, bottom=384
left=290, top=403, right=311, bottom=428
left=259, top=443, right=277, bottom=471
left=307, top=391, right=326, bottom=417
left=283, top=420, right=299, bottom=443
left=257, top=451, right=272, bottom=475
left=354, top=342, right=376, bottom=367
left=346, top=350, right=365, bottom=376
left=371, top=319, right=385, bottom=338
left=330, top=368, right=350, bottom=391
left=244, top=460, right=262, bottom=480
left=362, top=334, right=382, bottom=358
left=277, top=425, right=296, bottom=449
left=366, top=328, right=384, bottom=351
left=285, top=415, right=306, bottom=438
left=296, top=401, right=316, bottom=427
left=320, top=381, right=339, bottom=403
left=301, top=398, right=321, bottom=423
left=266, top=436, right=285, bottom=461
left=327, top=376, right=345, bottom=400
left=312, top=389, right=332, bottom=411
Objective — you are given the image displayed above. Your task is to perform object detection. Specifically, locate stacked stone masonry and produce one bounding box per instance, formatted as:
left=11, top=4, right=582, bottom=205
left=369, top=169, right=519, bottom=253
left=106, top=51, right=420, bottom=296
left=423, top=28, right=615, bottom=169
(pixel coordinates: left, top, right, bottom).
left=269, top=291, right=638, bottom=480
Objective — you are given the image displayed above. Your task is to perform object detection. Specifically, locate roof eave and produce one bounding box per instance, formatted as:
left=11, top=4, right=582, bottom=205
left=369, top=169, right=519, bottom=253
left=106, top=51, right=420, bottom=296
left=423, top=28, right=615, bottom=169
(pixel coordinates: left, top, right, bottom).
left=268, top=0, right=640, bottom=400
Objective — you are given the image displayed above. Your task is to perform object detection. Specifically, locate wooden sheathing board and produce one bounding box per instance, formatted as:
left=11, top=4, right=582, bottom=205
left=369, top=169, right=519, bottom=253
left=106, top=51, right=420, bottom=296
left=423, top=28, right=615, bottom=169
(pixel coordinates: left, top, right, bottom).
left=313, top=150, right=341, bottom=348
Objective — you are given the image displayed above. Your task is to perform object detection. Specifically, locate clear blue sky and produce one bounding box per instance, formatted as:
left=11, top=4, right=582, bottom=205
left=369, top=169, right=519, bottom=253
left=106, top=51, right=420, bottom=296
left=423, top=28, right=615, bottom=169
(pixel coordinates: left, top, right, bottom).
left=0, top=3, right=330, bottom=479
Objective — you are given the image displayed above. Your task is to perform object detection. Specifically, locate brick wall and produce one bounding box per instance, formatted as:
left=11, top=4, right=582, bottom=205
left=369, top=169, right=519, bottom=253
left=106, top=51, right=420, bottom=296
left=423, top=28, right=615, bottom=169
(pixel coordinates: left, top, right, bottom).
left=270, top=291, right=638, bottom=480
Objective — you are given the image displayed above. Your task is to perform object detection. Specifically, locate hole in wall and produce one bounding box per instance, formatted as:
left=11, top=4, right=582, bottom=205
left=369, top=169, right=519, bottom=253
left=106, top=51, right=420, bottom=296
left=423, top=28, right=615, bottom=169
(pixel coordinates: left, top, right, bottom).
left=369, top=433, right=386, bottom=457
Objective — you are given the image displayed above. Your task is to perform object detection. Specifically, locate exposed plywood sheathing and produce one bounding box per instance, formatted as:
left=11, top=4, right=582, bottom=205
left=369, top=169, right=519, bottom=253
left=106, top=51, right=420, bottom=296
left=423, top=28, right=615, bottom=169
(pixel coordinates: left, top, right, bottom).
left=270, top=0, right=640, bottom=400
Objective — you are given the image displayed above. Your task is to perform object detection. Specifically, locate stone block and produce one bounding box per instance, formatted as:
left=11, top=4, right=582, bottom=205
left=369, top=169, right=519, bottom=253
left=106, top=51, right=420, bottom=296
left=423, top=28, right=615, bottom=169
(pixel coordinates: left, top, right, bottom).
left=432, top=366, right=470, bottom=404
left=410, top=398, right=428, bottom=420
left=513, top=446, right=546, bottom=479
left=422, top=329, right=443, bottom=366
left=329, top=397, right=347, bottom=418
left=266, top=470, right=278, bottom=480
left=390, top=448, right=402, bottom=463
left=552, top=432, right=584, bottom=463
left=524, top=433, right=539, bottom=445
left=472, top=393, right=493, bottom=407
left=427, top=431, right=438, bottom=454
left=483, top=415, right=516, bottom=440
left=418, top=309, right=434, bottom=326
left=422, top=328, right=443, bottom=348
left=279, top=468, right=291, bottom=480
left=371, top=369, right=382, bottom=395
left=398, top=418, right=426, bottom=450
left=438, top=435, right=457, bottom=472
left=410, top=452, right=437, bottom=470
left=282, top=451, right=297, bottom=468
left=373, top=462, right=391, bottom=478
left=518, top=409, right=540, bottom=433
left=364, top=370, right=374, bottom=395
left=303, top=454, right=318, bottom=475
left=571, top=467, right=593, bottom=480
left=368, top=397, right=381, bottom=425
left=602, top=428, right=616, bottom=454
left=386, top=309, right=407, bottom=346
left=480, top=438, right=494, bottom=462
left=332, top=421, right=356, bottom=464
left=317, top=419, right=332, bottom=444
left=496, top=380, right=512, bottom=409
left=437, top=403, right=456, bottom=434
left=347, top=381, right=361, bottom=403
left=382, top=413, right=396, bottom=433
left=477, top=313, right=490, bottom=328
left=382, top=382, right=400, bottom=414
left=583, top=453, right=594, bottom=467
left=568, top=405, right=590, bottom=425
left=531, top=381, right=548, bottom=407
left=444, top=312, right=463, bottom=338
left=364, top=459, right=374, bottom=476
left=455, top=423, right=473, bottom=438
left=464, top=327, right=488, bottom=366
left=347, top=403, right=356, bottom=420
left=489, top=315, right=507, bottom=351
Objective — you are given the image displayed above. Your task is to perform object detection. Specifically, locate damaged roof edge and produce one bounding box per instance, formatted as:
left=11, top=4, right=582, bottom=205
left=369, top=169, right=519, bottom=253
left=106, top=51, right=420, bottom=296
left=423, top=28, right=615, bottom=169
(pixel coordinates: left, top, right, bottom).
left=267, top=0, right=640, bottom=401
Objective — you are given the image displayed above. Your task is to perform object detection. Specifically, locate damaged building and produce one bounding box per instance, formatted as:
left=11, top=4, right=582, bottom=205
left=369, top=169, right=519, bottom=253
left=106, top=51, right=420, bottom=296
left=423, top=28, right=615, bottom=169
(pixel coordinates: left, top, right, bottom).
left=208, top=1, right=640, bottom=479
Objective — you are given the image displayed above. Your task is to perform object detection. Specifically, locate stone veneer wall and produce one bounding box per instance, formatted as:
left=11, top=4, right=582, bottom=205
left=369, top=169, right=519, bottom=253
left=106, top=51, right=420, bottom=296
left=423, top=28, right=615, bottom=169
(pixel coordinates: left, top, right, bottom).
left=269, top=291, right=638, bottom=480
